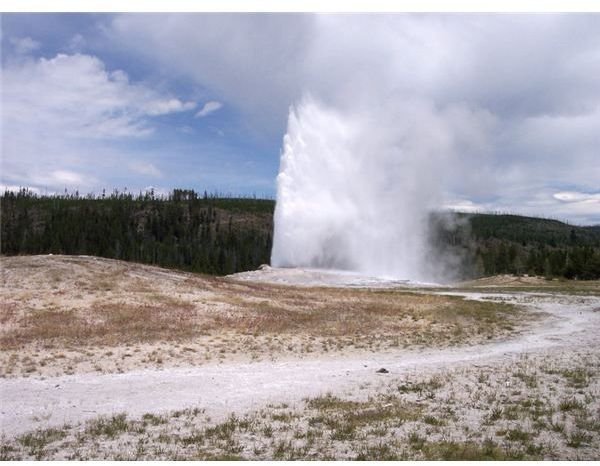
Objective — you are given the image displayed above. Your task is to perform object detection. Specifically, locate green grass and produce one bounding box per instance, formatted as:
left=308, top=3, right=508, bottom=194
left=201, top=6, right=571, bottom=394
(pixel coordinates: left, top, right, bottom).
left=355, top=442, right=399, bottom=460
left=85, top=413, right=130, bottom=438
left=561, top=368, right=591, bottom=388
left=566, top=431, right=592, bottom=448
left=397, top=376, right=443, bottom=396
left=559, top=398, right=586, bottom=412
left=505, top=427, right=533, bottom=443
left=421, top=439, right=527, bottom=460
left=16, top=427, right=67, bottom=459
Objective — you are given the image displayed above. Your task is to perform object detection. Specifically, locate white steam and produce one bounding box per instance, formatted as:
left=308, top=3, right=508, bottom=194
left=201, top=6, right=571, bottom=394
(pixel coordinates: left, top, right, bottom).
left=271, top=96, right=493, bottom=281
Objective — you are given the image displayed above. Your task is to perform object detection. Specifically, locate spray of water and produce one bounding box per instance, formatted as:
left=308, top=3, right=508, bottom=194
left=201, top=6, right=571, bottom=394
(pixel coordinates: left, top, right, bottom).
left=271, top=95, right=462, bottom=281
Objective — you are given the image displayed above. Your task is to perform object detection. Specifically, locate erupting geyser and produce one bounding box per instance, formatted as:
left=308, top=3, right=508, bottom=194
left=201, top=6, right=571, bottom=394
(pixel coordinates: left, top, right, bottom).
left=271, top=96, right=444, bottom=281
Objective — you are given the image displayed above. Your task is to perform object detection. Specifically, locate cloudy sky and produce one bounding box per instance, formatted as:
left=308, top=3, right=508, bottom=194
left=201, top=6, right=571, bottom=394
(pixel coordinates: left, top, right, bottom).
left=1, top=13, right=599, bottom=224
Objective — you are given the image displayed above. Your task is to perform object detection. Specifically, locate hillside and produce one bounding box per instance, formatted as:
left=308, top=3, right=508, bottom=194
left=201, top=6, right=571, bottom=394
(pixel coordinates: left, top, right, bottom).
left=1, top=189, right=273, bottom=276
left=1, top=189, right=599, bottom=279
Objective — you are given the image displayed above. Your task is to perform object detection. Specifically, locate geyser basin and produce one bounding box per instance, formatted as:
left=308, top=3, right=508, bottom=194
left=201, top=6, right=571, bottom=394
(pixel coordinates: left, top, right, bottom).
left=228, top=266, right=441, bottom=289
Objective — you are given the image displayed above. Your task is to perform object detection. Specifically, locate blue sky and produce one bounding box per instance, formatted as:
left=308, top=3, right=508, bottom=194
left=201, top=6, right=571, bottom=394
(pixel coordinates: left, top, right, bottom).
left=1, top=13, right=599, bottom=224
left=1, top=13, right=281, bottom=198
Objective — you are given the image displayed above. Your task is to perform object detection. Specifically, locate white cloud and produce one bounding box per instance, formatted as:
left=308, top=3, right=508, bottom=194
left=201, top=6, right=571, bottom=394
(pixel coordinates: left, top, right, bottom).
left=146, top=98, right=196, bottom=116
left=442, top=199, right=487, bottom=213
left=129, top=162, right=163, bottom=178
left=195, top=101, right=223, bottom=118
left=1, top=52, right=195, bottom=193
left=9, top=36, right=40, bottom=55
left=49, top=170, right=87, bottom=186
left=108, top=14, right=600, bottom=224
left=2, top=53, right=195, bottom=140
left=554, top=191, right=600, bottom=204
left=67, top=33, right=86, bottom=52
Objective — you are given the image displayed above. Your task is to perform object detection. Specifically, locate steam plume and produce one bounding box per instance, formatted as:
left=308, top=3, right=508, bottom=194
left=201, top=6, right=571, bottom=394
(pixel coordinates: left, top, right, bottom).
left=271, top=95, right=477, bottom=281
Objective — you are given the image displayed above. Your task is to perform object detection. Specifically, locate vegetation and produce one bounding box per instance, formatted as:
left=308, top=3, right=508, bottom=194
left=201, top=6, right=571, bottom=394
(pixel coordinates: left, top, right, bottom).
left=1, top=188, right=272, bottom=275
left=2, top=188, right=599, bottom=279
left=3, top=349, right=599, bottom=460
left=430, top=211, right=600, bottom=280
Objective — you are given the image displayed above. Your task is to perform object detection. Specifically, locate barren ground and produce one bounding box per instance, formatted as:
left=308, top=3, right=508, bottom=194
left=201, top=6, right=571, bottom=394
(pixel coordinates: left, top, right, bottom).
left=1, top=255, right=599, bottom=460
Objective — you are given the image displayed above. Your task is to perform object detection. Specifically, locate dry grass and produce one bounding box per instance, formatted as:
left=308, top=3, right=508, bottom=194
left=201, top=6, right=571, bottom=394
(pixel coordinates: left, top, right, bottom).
left=1, top=254, right=527, bottom=377
left=2, top=348, right=599, bottom=460
left=457, top=274, right=600, bottom=295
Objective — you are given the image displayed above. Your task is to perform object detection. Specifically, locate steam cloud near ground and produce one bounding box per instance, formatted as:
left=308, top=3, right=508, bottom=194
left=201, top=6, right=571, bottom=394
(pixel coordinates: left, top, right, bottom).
left=271, top=96, right=491, bottom=282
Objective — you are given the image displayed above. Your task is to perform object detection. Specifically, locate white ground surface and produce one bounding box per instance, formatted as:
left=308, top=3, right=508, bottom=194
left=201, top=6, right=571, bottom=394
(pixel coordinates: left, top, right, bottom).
left=2, top=290, right=599, bottom=437
left=229, top=265, right=441, bottom=288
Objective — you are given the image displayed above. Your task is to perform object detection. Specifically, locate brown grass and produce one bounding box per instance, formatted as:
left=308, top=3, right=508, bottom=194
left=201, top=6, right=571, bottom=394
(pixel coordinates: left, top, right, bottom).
left=0, top=255, right=529, bottom=376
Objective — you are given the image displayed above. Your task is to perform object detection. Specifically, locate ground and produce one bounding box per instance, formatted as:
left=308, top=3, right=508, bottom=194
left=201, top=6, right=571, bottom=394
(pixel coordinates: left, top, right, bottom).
left=1, top=255, right=599, bottom=460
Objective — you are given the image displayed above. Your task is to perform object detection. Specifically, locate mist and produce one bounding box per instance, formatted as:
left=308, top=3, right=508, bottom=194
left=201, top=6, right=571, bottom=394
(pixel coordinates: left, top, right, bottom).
left=271, top=95, right=491, bottom=282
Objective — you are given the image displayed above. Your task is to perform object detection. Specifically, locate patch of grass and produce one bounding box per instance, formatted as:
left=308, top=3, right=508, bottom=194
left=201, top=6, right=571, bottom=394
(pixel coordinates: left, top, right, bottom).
left=397, top=376, right=443, bottom=396
left=355, top=442, right=399, bottom=460
left=85, top=413, right=130, bottom=439
left=180, top=431, right=204, bottom=446
left=514, top=370, right=538, bottom=388
left=142, top=413, right=167, bottom=426
left=17, top=427, right=66, bottom=459
left=408, top=431, right=426, bottom=450
left=305, top=393, right=361, bottom=411
left=566, top=431, right=592, bottom=448
left=559, top=398, right=585, bottom=412
left=484, top=407, right=503, bottom=424
left=204, top=415, right=238, bottom=440
left=0, top=443, right=18, bottom=461
left=550, top=420, right=565, bottom=433
left=561, top=368, right=591, bottom=388
left=423, top=415, right=445, bottom=426
left=575, top=416, right=600, bottom=433
left=271, top=412, right=295, bottom=423
left=0, top=301, right=198, bottom=349
left=272, top=440, right=294, bottom=460
left=422, top=439, right=527, bottom=460
left=506, top=428, right=532, bottom=443
left=330, top=422, right=356, bottom=441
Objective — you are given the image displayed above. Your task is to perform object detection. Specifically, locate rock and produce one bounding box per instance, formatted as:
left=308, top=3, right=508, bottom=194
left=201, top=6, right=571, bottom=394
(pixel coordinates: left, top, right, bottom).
left=376, top=368, right=389, bottom=374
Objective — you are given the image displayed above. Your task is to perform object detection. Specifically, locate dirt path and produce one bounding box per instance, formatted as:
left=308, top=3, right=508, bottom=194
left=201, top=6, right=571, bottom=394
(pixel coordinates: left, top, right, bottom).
left=1, top=292, right=599, bottom=437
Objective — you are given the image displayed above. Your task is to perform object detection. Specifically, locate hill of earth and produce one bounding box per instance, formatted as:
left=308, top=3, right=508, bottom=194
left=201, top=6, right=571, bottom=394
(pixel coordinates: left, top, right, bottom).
left=1, top=189, right=599, bottom=279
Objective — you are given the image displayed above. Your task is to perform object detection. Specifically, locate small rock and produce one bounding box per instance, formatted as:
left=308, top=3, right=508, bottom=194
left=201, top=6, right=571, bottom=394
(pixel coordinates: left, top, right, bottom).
left=376, top=368, right=389, bottom=374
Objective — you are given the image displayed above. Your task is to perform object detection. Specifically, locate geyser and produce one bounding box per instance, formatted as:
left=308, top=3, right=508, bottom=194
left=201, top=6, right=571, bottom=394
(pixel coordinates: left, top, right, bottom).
left=271, top=96, right=446, bottom=281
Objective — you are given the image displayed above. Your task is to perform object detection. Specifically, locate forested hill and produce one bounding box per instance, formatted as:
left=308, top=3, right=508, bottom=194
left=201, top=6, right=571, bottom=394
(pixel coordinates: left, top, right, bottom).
left=432, top=212, right=600, bottom=280
left=0, top=189, right=274, bottom=275
left=2, top=189, right=599, bottom=279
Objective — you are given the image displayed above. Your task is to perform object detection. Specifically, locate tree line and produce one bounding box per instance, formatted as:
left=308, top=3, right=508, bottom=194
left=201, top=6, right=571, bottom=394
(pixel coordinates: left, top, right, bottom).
left=2, top=189, right=599, bottom=279
left=1, top=188, right=273, bottom=275
left=430, top=212, right=600, bottom=280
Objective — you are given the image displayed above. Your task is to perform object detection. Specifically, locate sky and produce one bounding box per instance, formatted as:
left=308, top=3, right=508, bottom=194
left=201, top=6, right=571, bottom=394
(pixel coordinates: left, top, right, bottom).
left=1, top=13, right=599, bottom=224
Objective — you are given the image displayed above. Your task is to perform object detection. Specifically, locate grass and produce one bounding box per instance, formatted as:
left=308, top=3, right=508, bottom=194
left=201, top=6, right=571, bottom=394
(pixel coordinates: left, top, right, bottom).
left=4, top=348, right=600, bottom=461
left=566, top=431, right=592, bottom=448
left=421, top=439, right=526, bottom=460
left=505, top=427, right=533, bottom=443
left=16, top=427, right=67, bottom=459
left=559, top=398, right=586, bottom=412
left=355, top=442, right=399, bottom=460
left=397, top=376, right=443, bottom=396
left=1, top=255, right=527, bottom=359
left=84, top=413, right=130, bottom=438
left=561, top=368, right=591, bottom=388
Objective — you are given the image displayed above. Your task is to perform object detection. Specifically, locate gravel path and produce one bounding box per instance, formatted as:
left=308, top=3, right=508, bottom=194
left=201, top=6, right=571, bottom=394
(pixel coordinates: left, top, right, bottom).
left=1, top=292, right=599, bottom=437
